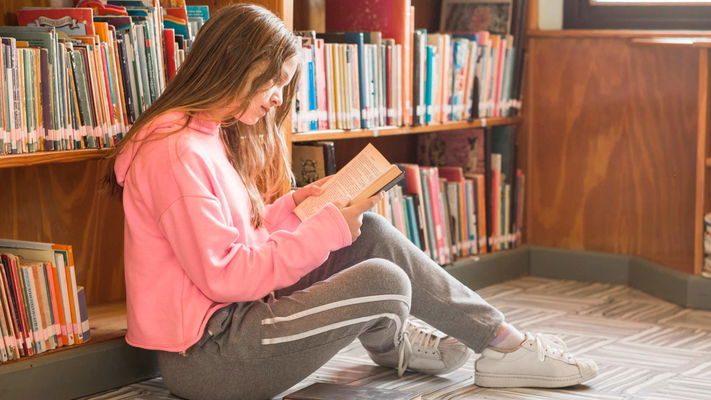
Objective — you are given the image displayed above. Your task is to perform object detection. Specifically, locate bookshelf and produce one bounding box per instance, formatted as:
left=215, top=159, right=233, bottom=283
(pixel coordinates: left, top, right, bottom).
left=0, top=0, right=524, bottom=374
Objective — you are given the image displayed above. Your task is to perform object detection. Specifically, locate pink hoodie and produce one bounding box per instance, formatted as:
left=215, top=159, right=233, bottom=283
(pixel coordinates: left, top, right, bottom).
left=115, top=112, right=352, bottom=352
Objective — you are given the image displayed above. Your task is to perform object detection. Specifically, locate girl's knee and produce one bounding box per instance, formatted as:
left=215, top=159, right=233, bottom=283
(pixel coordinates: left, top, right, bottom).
left=361, top=212, right=394, bottom=234
left=349, top=259, right=412, bottom=301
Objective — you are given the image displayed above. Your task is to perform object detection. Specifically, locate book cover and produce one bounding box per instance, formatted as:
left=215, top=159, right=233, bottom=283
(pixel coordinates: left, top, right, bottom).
left=17, top=8, right=96, bottom=36
left=186, top=5, right=210, bottom=21
left=417, top=128, right=486, bottom=178
left=292, top=143, right=327, bottom=187
left=285, top=382, right=421, bottom=400
left=77, top=286, right=91, bottom=342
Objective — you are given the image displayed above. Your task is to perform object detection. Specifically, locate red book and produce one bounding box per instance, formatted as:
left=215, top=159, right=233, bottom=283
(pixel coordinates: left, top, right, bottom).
left=17, top=8, right=95, bottom=36
left=2, top=255, right=32, bottom=356
left=164, top=29, right=177, bottom=80
left=401, top=164, right=431, bottom=259
left=423, top=167, right=448, bottom=264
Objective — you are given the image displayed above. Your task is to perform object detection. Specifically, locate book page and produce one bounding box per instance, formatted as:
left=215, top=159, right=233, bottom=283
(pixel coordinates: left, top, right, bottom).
left=294, top=143, right=391, bottom=220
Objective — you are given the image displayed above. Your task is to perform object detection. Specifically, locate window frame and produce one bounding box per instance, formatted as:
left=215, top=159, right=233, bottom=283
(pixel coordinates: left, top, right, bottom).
left=564, top=0, right=711, bottom=29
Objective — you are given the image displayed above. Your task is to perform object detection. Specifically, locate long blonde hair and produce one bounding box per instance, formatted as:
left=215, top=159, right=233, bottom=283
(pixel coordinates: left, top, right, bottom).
left=105, top=4, right=300, bottom=228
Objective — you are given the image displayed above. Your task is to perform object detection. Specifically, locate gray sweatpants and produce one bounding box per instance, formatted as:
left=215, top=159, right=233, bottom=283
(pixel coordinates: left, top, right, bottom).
left=158, top=212, right=504, bottom=400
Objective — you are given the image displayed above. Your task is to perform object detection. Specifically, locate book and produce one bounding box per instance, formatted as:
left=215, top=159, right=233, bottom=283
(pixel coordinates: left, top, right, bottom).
left=284, top=382, right=421, bottom=400
left=292, top=141, right=336, bottom=187
left=294, top=143, right=404, bottom=221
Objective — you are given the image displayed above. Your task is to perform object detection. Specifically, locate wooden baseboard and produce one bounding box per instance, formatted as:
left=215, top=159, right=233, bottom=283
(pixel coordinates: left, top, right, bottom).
left=0, top=338, right=158, bottom=400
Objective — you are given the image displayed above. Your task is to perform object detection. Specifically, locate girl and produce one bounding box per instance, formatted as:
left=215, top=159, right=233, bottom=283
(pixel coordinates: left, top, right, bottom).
left=107, top=4, right=597, bottom=400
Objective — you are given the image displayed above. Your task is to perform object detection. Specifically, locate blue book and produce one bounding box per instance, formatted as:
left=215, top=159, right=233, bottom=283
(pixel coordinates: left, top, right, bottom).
left=307, top=55, right=318, bottom=131
left=405, top=196, right=421, bottom=249
left=424, top=45, right=435, bottom=124
left=186, top=5, right=210, bottom=21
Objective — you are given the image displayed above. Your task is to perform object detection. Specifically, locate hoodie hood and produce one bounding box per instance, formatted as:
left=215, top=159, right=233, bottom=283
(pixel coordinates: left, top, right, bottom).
left=114, top=112, right=220, bottom=187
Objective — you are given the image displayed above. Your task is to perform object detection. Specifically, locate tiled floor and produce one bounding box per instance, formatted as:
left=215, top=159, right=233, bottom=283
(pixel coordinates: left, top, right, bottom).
left=83, top=277, right=711, bottom=399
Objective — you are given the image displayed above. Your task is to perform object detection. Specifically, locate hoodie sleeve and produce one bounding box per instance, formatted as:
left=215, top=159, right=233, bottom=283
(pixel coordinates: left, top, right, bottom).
left=158, top=196, right=352, bottom=303
left=263, top=191, right=302, bottom=233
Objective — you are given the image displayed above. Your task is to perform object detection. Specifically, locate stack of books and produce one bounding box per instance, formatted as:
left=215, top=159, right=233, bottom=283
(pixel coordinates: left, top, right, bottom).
left=0, top=239, right=89, bottom=362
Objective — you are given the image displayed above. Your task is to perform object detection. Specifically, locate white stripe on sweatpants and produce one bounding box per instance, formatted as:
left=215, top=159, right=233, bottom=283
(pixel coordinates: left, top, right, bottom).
left=261, top=313, right=403, bottom=345
left=261, top=294, right=410, bottom=325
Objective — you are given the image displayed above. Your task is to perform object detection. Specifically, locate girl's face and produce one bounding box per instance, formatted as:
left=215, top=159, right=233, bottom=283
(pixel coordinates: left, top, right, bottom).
left=236, top=55, right=299, bottom=125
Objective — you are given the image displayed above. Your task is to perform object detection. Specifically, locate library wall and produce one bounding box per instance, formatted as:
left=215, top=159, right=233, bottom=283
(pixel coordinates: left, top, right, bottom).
left=524, top=34, right=699, bottom=273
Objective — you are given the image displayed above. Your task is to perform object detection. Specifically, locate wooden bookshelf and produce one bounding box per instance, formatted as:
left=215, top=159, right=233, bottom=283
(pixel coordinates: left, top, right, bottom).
left=0, top=149, right=112, bottom=169
left=290, top=117, right=521, bottom=142
left=707, top=158, right=711, bottom=167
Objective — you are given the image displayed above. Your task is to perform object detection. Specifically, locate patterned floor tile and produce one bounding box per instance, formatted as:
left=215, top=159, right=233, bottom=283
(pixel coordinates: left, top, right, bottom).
left=634, top=376, right=711, bottom=399
left=487, top=305, right=565, bottom=328
left=473, top=387, right=627, bottom=399
left=583, top=342, right=706, bottom=372
left=578, top=300, right=682, bottom=324
left=488, top=292, right=606, bottom=313
left=657, top=308, right=711, bottom=330
left=583, top=364, right=674, bottom=395
left=520, top=314, right=652, bottom=340
left=525, top=280, right=628, bottom=300
left=620, top=326, right=711, bottom=351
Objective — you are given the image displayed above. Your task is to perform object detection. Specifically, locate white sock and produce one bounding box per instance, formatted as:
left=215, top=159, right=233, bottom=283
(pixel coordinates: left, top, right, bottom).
left=487, top=322, right=526, bottom=350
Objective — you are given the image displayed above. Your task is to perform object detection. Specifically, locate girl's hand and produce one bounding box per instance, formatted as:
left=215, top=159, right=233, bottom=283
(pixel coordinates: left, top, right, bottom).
left=293, top=175, right=333, bottom=206
left=335, top=192, right=383, bottom=242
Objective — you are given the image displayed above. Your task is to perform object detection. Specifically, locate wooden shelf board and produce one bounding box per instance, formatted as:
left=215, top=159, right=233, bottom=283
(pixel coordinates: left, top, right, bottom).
left=0, top=301, right=126, bottom=366
left=0, top=149, right=112, bottom=169
left=528, top=29, right=711, bottom=39
left=631, top=37, right=711, bottom=48
left=707, top=158, right=711, bottom=167
left=290, top=117, right=521, bottom=142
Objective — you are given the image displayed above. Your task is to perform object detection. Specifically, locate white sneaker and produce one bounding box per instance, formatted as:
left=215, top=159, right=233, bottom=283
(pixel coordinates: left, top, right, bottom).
left=475, top=332, right=598, bottom=388
left=367, top=320, right=471, bottom=376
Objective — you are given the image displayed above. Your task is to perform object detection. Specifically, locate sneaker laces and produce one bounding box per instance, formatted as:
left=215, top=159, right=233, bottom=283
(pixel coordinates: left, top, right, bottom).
left=533, top=333, right=575, bottom=363
left=396, top=320, right=443, bottom=377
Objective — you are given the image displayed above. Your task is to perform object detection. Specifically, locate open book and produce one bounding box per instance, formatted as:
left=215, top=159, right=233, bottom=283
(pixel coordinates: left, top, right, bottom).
left=294, top=143, right=404, bottom=221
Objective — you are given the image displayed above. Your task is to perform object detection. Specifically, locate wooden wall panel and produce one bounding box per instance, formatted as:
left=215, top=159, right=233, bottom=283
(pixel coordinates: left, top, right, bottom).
left=0, top=160, right=126, bottom=305
left=525, top=37, right=699, bottom=273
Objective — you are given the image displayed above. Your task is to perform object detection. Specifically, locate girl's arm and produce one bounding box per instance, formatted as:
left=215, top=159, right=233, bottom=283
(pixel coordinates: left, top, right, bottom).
left=158, top=195, right=351, bottom=303
left=263, top=191, right=301, bottom=233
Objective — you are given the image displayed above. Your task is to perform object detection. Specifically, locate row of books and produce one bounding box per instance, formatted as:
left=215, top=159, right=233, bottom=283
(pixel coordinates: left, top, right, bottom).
left=0, top=2, right=208, bottom=155
left=292, top=127, right=523, bottom=263
left=0, top=239, right=89, bottom=363
left=291, top=28, right=518, bottom=133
